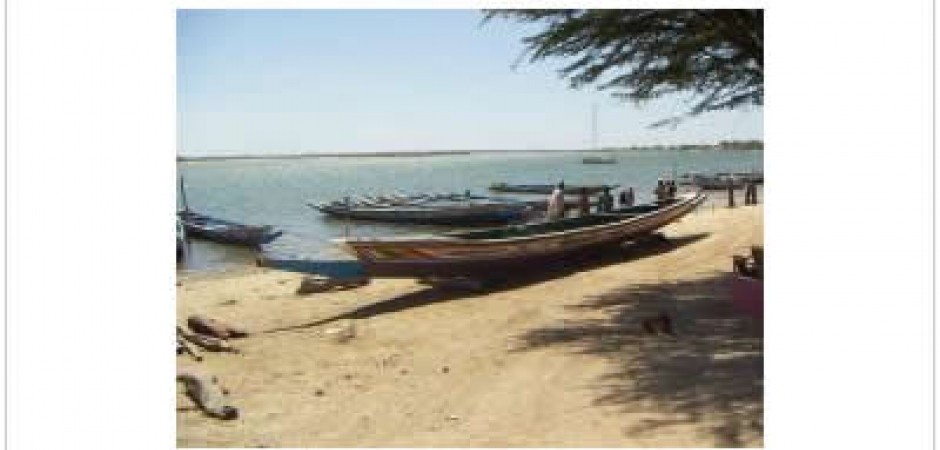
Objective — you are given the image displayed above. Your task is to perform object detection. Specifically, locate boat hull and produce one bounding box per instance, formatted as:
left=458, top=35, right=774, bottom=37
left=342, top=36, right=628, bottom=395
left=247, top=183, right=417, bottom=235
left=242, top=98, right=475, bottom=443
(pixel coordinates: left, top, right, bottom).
left=179, top=211, right=282, bottom=247
left=339, top=192, right=706, bottom=278
left=678, top=172, right=762, bottom=190
left=489, top=183, right=617, bottom=195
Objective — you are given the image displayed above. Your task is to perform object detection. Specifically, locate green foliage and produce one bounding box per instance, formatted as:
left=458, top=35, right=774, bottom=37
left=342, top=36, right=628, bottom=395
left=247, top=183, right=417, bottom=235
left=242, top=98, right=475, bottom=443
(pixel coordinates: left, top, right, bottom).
left=484, top=10, right=763, bottom=122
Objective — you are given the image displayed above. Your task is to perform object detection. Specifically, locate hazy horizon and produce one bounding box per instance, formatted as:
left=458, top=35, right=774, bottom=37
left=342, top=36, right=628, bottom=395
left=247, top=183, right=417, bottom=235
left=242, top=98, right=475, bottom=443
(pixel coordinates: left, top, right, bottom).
left=177, top=10, right=763, bottom=156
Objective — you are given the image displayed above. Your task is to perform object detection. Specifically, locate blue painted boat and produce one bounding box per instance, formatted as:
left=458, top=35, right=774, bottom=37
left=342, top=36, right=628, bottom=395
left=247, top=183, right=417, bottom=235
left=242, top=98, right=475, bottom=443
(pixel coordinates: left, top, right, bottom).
left=178, top=210, right=283, bottom=247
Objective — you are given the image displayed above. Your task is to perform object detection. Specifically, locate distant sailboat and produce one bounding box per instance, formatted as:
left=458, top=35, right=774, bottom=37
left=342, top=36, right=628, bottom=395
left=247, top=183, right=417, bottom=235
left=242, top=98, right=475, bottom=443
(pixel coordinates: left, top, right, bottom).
left=582, top=104, right=617, bottom=164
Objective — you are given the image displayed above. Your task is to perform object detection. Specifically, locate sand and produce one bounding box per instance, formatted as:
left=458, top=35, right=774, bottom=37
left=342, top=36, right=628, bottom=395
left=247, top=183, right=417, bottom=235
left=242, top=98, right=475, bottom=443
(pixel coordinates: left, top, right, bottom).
left=176, top=201, right=763, bottom=448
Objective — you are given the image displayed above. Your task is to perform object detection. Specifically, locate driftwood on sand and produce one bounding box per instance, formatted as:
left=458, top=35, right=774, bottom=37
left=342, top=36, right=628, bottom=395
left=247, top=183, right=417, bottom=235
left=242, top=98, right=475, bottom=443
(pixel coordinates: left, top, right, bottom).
left=176, top=328, right=203, bottom=361
left=178, top=326, right=240, bottom=353
left=187, top=315, right=249, bottom=339
left=177, top=369, right=239, bottom=420
left=296, top=275, right=369, bottom=295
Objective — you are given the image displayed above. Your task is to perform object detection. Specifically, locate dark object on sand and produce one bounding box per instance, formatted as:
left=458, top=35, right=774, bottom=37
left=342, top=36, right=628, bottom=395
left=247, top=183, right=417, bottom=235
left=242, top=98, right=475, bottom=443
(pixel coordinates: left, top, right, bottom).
left=176, top=328, right=203, bottom=361
left=187, top=315, right=249, bottom=339
left=750, top=245, right=763, bottom=267
left=178, top=210, right=282, bottom=247
left=642, top=312, right=676, bottom=336
left=177, top=369, right=239, bottom=420
left=178, top=326, right=240, bottom=353
left=296, top=275, right=369, bottom=294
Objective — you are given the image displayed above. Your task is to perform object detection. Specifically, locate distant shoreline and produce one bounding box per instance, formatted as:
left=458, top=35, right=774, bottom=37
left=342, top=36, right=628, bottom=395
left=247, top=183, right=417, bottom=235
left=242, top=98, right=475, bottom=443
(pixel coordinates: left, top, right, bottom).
left=177, top=143, right=763, bottom=162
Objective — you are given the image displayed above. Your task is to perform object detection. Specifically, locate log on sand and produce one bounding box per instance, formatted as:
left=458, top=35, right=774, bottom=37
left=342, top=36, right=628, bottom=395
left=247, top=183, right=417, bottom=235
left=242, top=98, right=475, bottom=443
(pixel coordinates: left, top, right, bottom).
left=187, top=315, right=249, bottom=339
left=177, top=369, right=239, bottom=420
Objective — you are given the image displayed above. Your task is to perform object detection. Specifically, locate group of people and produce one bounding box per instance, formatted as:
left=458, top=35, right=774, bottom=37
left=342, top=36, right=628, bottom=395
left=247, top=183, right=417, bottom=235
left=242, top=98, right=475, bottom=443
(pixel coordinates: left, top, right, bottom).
left=728, top=179, right=760, bottom=207
left=653, top=179, right=678, bottom=202
left=545, top=182, right=641, bottom=221
left=743, top=180, right=759, bottom=205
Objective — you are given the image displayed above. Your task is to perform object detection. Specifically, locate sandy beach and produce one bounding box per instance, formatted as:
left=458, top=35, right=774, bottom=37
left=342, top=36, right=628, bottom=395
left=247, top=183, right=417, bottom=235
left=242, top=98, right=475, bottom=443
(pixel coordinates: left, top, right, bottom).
left=176, top=201, right=763, bottom=448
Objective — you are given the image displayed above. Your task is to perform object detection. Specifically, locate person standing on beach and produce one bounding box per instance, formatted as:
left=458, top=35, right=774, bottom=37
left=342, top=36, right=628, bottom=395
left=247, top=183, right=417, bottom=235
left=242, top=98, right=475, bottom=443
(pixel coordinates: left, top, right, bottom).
left=748, top=181, right=759, bottom=205
left=547, top=181, right=566, bottom=220
left=578, top=188, right=591, bottom=217
left=624, top=187, right=635, bottom=207
left=598, top=187, right=614, bottom=212
left=668, top=180, right=677, bottom=199
left=654, top=180, right=667, bottom=202
left=727, top=178, right=736, bottom=208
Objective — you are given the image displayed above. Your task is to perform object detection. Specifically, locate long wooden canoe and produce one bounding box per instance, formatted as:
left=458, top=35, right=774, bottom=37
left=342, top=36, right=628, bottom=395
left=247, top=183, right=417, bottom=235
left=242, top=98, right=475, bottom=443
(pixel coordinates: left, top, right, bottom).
left=178, top=210, right=283, bottom=247
left=488, top=183, right=618, bottom=195
left=310, top=197, right=532, bottom=225
left=335, top=191, right=706, bottom=278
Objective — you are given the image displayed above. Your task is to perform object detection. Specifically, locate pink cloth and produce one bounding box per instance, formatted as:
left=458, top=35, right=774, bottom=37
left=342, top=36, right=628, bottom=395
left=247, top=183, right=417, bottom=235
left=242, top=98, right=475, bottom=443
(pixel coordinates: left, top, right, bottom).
left=731, top=275, right=763, bottom=320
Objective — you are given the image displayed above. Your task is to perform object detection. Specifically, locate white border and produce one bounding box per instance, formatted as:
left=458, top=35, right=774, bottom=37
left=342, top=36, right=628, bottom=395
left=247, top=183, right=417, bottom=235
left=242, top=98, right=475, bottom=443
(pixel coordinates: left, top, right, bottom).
left=6, top=1, right=934, bottom=449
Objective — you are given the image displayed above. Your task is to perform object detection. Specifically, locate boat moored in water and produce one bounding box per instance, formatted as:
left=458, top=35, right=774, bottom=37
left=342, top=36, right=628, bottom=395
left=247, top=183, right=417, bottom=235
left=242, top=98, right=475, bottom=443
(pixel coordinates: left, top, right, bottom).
left=488, top=183, right=618, bottom=195
left=582, top=156, right=617, bottom=164
left=678, top=172, right=762, bottom=190
left=310, top=192, right=534, bottom=225
left=178, top=210, right=283, bottom=247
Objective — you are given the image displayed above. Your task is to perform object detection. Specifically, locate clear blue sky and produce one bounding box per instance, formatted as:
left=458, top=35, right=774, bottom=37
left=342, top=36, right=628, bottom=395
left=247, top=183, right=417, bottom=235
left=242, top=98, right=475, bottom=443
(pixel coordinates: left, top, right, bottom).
left=177, top=9, right=763, bottom=156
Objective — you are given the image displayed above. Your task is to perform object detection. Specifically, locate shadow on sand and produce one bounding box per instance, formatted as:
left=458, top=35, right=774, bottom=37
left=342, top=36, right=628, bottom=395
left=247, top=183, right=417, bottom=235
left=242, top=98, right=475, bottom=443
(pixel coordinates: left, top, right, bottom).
left=513, top=273, right=763, bottom=446
left=263, top=233, right=710, bottom=334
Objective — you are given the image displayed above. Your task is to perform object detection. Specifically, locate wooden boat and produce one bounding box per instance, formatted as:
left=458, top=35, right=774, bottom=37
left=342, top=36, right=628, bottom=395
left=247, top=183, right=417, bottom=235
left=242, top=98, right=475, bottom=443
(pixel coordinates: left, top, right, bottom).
left=331, top=191, right=706, bottom=278
left=310, top=196, right=533, bottom=225
left=582, top=156, right=617, bottom=164
left=678, top=171, right=762, bottom=190
left=677, top=173, right=741, bottom=190
left=176, top=175, right=282, bottom=247
left=178, top=210, right=283, bottom=247
left=489, top=183, right=617, bottom=195
left=734, top=171, right=763, bottom=184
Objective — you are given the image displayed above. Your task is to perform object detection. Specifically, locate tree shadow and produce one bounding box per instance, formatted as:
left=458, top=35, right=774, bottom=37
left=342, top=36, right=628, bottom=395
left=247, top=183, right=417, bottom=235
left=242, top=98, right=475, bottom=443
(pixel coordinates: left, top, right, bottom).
left=513, top=273, right=763, bottom=447
left=263, top=233, right=710, bottom=334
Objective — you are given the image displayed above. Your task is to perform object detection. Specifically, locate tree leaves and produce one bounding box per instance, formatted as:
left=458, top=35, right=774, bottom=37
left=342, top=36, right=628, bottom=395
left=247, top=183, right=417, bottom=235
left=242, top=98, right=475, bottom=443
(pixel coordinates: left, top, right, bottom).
left=484, top=9, right=763, bottom=122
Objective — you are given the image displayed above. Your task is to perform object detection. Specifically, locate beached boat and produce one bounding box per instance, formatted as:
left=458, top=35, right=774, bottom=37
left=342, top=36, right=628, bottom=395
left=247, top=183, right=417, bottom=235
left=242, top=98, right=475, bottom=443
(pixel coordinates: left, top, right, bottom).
left=310, top=195, right=533, bottom=225
left=488, top=183, right=617, bottom=195
left=582, top=156, right=617, bottom=164
left=178, top=210, right=283, bottom=247
left=328, top=191, right=705, bottom=278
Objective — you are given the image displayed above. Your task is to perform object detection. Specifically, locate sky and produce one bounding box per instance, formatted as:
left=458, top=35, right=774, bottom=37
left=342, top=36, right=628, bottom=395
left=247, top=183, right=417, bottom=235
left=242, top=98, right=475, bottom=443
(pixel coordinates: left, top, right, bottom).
left=177, top=9, right=763, bottom=156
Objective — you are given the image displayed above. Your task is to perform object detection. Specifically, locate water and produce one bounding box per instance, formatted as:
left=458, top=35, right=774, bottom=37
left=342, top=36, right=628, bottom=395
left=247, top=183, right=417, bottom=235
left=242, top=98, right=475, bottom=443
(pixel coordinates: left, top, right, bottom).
left=177, top=149, right=762, bottom=271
